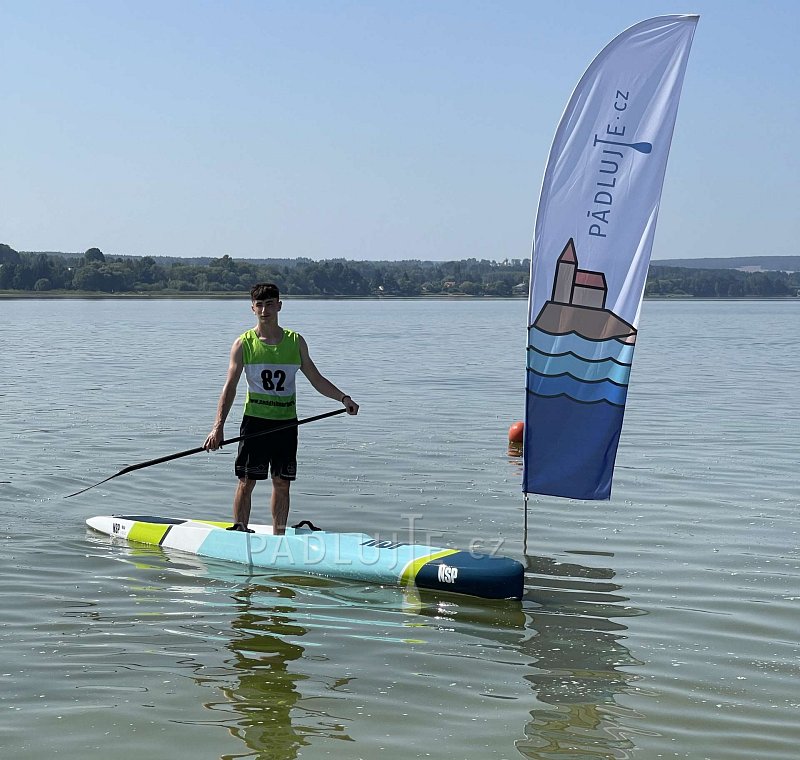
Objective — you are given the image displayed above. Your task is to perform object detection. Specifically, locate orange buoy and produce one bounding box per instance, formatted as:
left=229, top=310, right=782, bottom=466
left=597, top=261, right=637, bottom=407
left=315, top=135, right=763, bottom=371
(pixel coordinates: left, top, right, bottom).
left=507, top=421, right=524, bottom=457
left=508, top=421, right=524, bottom=443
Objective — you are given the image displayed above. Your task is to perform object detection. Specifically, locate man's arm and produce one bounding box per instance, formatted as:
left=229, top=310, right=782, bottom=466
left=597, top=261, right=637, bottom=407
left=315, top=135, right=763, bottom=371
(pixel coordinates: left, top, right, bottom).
left=299, top=336, right=359, bottom=415
left=203, top=338, right=245, bottom=450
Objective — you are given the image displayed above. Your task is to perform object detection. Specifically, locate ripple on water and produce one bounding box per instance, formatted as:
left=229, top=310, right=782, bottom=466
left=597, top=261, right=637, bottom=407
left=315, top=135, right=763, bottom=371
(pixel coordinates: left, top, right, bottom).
left=2, top=299, right=800, bottom=759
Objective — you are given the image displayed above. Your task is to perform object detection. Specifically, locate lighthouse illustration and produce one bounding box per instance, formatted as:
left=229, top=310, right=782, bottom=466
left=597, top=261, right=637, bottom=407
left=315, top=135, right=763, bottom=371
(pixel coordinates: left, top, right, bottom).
left=552, top=238, right=607, bottom=308
left=532, top=239, right=637, bottom=345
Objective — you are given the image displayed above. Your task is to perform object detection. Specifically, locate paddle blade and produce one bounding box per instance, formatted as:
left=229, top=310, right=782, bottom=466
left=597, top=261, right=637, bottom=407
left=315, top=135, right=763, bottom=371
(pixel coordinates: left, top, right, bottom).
left=64, top=474, right=119, bottom=499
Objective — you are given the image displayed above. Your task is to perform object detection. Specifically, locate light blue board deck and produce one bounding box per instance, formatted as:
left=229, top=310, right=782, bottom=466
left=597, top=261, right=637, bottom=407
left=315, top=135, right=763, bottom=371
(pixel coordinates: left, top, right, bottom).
left=86, top=515, right=524, bottom=601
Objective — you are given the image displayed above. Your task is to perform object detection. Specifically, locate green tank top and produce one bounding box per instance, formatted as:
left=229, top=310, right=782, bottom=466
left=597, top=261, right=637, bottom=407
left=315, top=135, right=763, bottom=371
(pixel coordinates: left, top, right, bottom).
left=240, top=328, right=302, bottom=420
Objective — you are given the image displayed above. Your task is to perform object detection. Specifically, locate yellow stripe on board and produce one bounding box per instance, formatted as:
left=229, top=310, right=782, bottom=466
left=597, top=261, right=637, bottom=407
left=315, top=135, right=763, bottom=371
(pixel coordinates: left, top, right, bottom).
left=400, top=549, right=458, bottom=586
left=193, top=520, right=233, bottom=528
left=128, top=522, right=171, bottom=545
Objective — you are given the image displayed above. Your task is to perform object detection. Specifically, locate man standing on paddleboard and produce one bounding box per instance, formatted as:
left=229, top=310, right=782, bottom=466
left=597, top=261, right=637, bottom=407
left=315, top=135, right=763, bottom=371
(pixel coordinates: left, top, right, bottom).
left=203, top=283, right=359, bottom=534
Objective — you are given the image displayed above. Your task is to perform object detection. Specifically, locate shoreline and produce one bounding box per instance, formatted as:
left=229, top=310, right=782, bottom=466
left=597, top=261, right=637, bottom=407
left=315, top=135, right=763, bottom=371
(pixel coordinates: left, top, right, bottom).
left=0, top=291, right=528, bottom=300
left=0, top=291, right=797, bottom=301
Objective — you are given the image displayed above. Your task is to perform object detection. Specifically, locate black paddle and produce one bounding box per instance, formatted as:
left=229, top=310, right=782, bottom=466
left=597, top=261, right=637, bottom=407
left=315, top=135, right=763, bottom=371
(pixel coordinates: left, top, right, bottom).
left=65, top=408, right=347, bottom=499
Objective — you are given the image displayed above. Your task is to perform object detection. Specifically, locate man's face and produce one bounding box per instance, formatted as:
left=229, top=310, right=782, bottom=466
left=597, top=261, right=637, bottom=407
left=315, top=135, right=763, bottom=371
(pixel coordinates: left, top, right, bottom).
left=252, top=298, right=281, bottom=320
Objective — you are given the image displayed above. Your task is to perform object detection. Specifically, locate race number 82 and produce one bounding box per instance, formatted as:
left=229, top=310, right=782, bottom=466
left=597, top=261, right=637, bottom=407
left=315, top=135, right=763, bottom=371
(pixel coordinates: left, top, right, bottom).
left=261, top=369, right=286, bottom=391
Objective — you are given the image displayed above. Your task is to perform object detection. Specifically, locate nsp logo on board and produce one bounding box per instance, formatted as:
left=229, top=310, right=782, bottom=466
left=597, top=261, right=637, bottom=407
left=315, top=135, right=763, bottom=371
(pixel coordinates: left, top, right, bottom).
left=437, top=564, right=458, bottom=584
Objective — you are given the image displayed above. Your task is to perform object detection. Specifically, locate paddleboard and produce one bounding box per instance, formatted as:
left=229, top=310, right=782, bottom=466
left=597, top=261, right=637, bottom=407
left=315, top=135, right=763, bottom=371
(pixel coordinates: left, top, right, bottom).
left=86, top=515, right=524, bottom=601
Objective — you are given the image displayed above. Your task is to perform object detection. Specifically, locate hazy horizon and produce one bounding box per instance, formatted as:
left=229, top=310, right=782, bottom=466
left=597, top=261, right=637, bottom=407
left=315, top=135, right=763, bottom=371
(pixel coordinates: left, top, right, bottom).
left=2, top=1, right=798, bottom=262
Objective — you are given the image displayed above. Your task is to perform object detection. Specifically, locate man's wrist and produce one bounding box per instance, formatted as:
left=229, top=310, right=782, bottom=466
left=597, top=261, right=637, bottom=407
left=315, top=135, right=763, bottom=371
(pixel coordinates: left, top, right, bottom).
left=340, top=394, right=351, bottom=403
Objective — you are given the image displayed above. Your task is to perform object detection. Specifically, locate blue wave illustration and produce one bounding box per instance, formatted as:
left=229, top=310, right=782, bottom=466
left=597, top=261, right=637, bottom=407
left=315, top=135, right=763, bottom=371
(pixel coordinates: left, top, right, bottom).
left=527, top=370, right=629, bottom=406
left=527, top=348, right=632, bottom=385
left=523, top=393, right=626, bottom=499
left=528, top=328, right=635, bottom=365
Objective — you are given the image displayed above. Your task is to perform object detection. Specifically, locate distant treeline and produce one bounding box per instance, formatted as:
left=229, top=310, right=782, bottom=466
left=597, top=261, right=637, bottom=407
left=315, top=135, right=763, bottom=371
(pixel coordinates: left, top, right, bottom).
left=654, top=255, right=800, bottom=271
left=1, top=244, right=798, bottom=297
left=646, top=266, right=799, bottom=298
left=0, top=245, right=529, bottom=296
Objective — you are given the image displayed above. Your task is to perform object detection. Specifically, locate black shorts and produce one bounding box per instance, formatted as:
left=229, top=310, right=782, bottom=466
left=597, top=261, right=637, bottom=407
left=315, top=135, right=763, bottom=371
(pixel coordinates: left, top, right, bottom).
left=234, top=415, right=298, bottom=481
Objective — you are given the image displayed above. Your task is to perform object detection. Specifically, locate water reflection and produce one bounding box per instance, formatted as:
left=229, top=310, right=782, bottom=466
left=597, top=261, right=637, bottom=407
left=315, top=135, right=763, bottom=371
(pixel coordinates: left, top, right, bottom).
left=516, top=553, right=645, bottom=760
left=87, top=534, right=644, bottom=760
left=85, top=537, right=354, bottom=760
left=399, top=549, right=644, bottom=759
left=209, top=583, right=353, bottom=760
left=220, top=585, right=306, bottom=758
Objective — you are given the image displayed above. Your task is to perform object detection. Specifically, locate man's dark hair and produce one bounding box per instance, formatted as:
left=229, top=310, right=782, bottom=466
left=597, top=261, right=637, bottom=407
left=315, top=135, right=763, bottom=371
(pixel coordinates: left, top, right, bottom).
left=251, top=283, right=280, bottom=301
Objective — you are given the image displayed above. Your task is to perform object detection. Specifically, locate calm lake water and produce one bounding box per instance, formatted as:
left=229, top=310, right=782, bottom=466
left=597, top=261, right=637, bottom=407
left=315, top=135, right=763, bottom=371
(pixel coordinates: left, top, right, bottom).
left=1, top=297, right=798, bottom=759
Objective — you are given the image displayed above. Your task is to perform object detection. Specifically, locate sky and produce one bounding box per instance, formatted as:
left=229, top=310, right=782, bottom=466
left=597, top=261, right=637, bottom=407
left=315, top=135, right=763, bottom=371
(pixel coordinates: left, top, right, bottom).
left=1, top=0, right=798, bottom=262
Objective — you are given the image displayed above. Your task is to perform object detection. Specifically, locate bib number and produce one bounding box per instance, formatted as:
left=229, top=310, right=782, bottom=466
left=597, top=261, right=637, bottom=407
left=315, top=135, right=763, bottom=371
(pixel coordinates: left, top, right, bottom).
left=260, top=369, right=286, bottom=391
